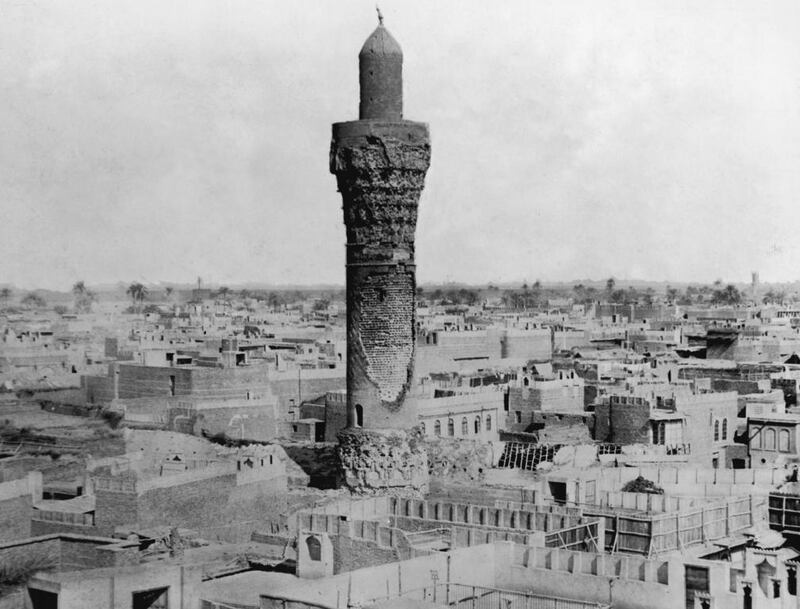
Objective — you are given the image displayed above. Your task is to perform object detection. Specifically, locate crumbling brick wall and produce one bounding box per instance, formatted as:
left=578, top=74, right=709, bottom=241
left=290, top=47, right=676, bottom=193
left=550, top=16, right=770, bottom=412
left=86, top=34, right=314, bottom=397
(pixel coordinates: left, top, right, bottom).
left=426, top=438, right=495, bottom=482
left=337, top=428, right=428, bottom=495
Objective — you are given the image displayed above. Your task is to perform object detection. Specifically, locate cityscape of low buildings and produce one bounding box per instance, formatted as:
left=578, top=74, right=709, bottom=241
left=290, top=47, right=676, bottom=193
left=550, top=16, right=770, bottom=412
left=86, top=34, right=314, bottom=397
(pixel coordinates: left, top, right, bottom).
left=1, top=7, right=797, bottom=609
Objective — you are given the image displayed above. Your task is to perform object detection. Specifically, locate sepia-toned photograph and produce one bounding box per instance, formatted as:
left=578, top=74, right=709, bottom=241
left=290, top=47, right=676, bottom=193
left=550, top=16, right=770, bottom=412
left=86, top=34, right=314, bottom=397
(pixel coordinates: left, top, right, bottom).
left=1, top=1, right=799, bottom=607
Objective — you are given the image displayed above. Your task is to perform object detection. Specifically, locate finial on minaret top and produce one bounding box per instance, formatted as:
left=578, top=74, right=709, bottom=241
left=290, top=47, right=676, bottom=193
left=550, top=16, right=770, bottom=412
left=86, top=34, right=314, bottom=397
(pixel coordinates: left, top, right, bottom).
left=376, top=6, right=384, bottom=26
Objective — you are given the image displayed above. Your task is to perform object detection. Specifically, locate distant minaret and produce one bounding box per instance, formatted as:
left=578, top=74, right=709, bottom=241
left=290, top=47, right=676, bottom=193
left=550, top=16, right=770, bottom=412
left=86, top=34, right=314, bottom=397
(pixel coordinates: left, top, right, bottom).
left=751, top=271, right=759, bottom=301
left=329, top=12, right=431, bottom=494
left=330, top=14, right=431, bottom=431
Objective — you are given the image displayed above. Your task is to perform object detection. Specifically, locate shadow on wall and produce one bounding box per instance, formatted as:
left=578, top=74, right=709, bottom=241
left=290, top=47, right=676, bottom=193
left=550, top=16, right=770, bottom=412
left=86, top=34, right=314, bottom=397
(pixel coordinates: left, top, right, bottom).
left=282, top=444, right=340, bottom=489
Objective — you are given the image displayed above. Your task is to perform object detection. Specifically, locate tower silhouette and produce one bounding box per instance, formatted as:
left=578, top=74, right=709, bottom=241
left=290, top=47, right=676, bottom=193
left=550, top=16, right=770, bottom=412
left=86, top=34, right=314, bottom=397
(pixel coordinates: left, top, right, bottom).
left=330, top=16, right=431, bottom=494
left=330, top=19, right=431, bottom=431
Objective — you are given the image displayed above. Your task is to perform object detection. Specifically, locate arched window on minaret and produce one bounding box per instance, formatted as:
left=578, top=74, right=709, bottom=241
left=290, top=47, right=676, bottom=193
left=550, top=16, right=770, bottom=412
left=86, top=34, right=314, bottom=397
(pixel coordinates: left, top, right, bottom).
left=355, top=404, right=364, bottom=428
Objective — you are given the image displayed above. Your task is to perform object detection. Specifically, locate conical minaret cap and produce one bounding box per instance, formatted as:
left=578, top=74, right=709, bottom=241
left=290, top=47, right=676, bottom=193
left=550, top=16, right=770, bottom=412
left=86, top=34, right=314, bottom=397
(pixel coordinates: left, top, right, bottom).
left=359, top=24, right=403, bottom=120
left=359, top=25, right=403, bottom=57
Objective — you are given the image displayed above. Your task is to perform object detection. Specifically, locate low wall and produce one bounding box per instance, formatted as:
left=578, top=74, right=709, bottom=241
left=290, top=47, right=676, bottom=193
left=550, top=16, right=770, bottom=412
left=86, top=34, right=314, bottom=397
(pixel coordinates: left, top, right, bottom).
left=309, top=496, right=390, bottom=519
left=387, top=497, right=583, bottom=533
left=584, top=495, right=758, bottom=555
left=592, top=465, right=786, bottom=489
left=499, top=545, right=676, bottom=609
left=591, top=491, right=698, bottom=513
left=298, top=513, right=407, bottom=549
left=284, top=544, right=500, bottom=608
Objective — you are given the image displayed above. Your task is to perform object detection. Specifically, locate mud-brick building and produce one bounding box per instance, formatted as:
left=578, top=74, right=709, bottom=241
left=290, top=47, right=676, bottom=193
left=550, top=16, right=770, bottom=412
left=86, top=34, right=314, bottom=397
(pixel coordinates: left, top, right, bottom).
left=85, top=359, right=344, bottom=403
left=82, top=359, right=344, bottom=441
left=748, top=412, right=800, bottom=468
left=594, top=385, right=739, bottom=468
left=414, top=391, right=502, bottom=442
left=415, top=327, right=551, bottom=375
left=503, top=365, right=585, bottom=433
left=50, top=446, right=292, bottom=542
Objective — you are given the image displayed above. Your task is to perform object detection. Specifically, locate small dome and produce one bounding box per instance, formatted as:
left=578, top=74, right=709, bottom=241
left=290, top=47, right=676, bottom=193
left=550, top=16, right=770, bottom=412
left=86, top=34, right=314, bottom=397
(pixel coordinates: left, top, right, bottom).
left=359, top=25, right=402, bottom=58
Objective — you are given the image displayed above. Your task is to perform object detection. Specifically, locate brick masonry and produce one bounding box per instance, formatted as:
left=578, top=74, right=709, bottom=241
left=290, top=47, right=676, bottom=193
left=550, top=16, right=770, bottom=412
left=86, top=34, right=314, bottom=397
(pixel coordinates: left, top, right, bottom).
left=332, top=121, right=431, bottom=430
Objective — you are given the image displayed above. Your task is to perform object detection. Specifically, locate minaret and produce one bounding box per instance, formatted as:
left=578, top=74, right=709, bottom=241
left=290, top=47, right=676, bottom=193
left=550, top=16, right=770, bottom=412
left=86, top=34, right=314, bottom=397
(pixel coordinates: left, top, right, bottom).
left=330, top=14, right=431, bottom=494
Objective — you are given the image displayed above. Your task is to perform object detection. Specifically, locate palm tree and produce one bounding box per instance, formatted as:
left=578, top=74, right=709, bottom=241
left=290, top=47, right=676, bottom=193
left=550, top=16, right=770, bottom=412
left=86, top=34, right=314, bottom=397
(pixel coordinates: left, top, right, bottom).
left=72, top=280, right=96, bottom=313
left=21, top=292, right=46, bottom=308
left=126, top=282, right=148, bottom=311
left=266, top=292, right=284, bottom=311
left=666, top=286, right=678, bottom=303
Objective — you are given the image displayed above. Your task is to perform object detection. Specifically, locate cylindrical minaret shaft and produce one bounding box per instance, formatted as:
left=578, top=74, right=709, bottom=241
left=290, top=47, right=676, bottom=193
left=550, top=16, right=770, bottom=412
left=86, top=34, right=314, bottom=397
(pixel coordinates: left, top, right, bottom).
left=330, top=22, right=431, bottom=432
left=359, top=24, right=403, bottom=120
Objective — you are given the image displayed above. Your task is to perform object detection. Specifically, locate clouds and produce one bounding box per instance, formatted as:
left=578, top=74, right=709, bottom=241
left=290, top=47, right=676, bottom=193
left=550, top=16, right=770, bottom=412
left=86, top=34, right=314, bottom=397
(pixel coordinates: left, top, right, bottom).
left=1, top=0, right=798, bottom=289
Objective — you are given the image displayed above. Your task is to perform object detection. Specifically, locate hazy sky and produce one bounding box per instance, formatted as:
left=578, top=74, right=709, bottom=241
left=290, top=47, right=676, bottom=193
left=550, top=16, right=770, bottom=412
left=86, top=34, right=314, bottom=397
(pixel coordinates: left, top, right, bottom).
left=2, top=0, right=799, bottom=290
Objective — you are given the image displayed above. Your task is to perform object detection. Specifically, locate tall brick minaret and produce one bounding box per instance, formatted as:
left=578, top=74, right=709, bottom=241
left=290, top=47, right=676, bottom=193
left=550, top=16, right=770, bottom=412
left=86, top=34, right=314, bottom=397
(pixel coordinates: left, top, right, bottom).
left=330, top=14, right=431, bottom=494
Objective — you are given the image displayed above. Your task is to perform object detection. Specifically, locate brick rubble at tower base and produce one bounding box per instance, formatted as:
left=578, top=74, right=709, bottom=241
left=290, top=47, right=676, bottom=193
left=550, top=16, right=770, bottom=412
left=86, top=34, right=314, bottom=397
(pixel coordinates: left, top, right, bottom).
left=336, top=427, right=429, bottom=496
